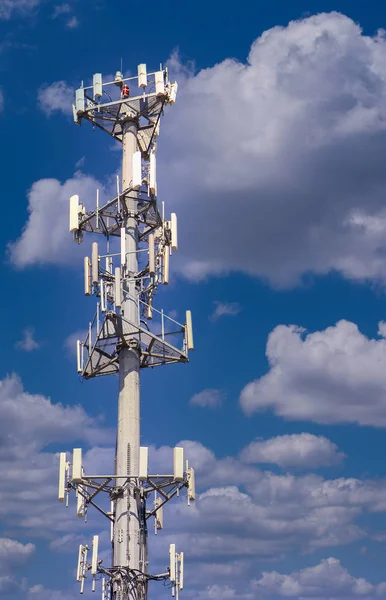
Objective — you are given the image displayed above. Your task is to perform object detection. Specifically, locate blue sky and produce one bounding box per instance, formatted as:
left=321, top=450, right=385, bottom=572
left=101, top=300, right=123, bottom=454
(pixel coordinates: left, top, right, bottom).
left=5, top=0, right=386, bottom=599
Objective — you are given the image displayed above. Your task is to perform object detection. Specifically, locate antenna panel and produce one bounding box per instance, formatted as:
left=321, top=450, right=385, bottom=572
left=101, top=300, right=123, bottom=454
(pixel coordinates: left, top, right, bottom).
left=169, top=82, right=178, bottom=104
left=75, top=88, right=84, bottom=114
left=139, top=446, right=148, bottom=481
left=69, top=194, right=80, bottom=232
left=149, top=153, right=157, bottom=195
left=92, top=242, right=99, bottom=284
left=91, top=535, right=99, bottom=575
left=115, top=268, right=121, bottom=308
left=138, top=64, right=147, bottom=88
left=76, top=340, right=82, bottom=373
left=188, top=467, right=196, bottom=503
left=84, top=257, right=91, bottom=295
left=171, top=213, right=178, bottom=252
left=77, top=489, right=84, bottom=518
left=179, top=552, right=184, bottom=590
left=93, top=73, right=102, bottom=99
left=132, top=151, right=142, bottom=190
left=72, top=448, right=83, bottom=482
left=155, top=496, right=163, bottom=530
left=169, top=544, right=176, bottom=582
left=174, top=447, right=184, bottom=481
left=120, top=228, right=126, bottom=266
left=58, top=452, right=67, bottom=502
left=186, top=311, right=194, bottom=351
left=148, top=234, right=155, bottom=276
left=163, top=247, right=169, bottom=285
left=155, top=71, right=165, bottom=96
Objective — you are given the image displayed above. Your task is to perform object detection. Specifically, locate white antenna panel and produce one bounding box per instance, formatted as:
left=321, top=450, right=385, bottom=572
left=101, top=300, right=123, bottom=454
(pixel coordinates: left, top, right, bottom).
left=132, top=151, right=142, bottom=190
left=76, top=340, right=82, bottom=373
left=155, top=71, right=165, bottom=96
left=91, top=535, right=99, bottom=575
left=186, top=311, right=194, bottom=351
left=69, top=194, right=80, bottom=232
left=75, top=88, right=84, bottom=114
left=120, top=228, right=126, bottom=266
left=163, top=247, right=169, bottom=285
left=84, top=256, right=91, bottom=295
left=76, top=489, right=84, bottom=518
left=58, top=452, right=67, bottom=502
left=149, top=153, right=157, bottom=196
left=139, top=446, right=148, bottom=481
left=72, top=448, right=83, bottom=482
left=138, top=63, right=147, bottom=88
left=148, top=234, right=155, bottom=276
left=169, top=544, right=176, bottom=582
left=115, top=268, right=121, bottom=308
left=170, top=213, right=178, bottom=252
left=92, top=242, right=99, bottom=284
left=179, top=552, right=184, bottom=590
left=169, top=82, right=178, bottom=104
left=174, top=447, right=184, bottom=482
left=188, top=467, right=196, bottom=503
left=93, top=73, right=102, bottom=99
left=76, top=545, right=83, bottom=582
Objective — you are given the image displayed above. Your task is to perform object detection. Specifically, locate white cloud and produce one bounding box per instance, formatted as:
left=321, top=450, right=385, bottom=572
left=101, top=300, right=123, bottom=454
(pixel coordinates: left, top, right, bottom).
left=38, top=81, right=74, bottom=116
left=27, top=585, right=76, bottom=600
left=66, top=15, right=78, bottom=28
left=253, top=557, right=386, bottom=597
left=210, top=302, right=241, bottom=320
left=190, top=388, right=223, bottom=409
left=52, top=3, right=70, bottom=18
left=16, top=327, right=40, bottom=351
left=8, top=172, right=103, bottom=268
left=0, top=0, right=40, bottom=19
left=158, top=13, right=386, bottom=287
left=240, top=320, right=386, bottom=427
left=240, top=433, right=345, bottom=469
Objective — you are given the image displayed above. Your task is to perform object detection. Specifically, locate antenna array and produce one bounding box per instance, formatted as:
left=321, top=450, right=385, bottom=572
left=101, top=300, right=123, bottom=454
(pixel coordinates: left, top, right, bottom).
left=59, top=64, right=195, bottom=600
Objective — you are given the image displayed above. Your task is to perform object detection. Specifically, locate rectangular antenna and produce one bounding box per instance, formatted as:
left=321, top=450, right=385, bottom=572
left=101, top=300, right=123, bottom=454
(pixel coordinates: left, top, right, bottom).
left=148, top=234, right=155, bottom=276
left=163, top=247, right=169, bottom=285
left=138, top=64, right=147, bottom=88
left=155, top=71, right=165, bottom=96
left=171, top=213, right=178, bottom=252
left=92, top=242, right=99, bottom=284
left=91, top=535, right=99, bottom=575
left=76, top=340, right=82, bottom=373
left=72, top=448, right=83, bottom=482
left=76, top=545, right=83, bottom=582
left=169, top=544, right=176, bottom=582
left=139, top=446, right=148, bottom=481
left=186, top=311, right=194, bottom=351
left=155, top=496, right=164, bottom=531
left=93, top=73, right=102, bottom=99
left=132, top=151, right=142, bottom=190
left=174, top=447, right=184, bottom=481
left=179, top=552, right=184, bottom=590
left=100, top=278, right=106, bottom=312
left=84, top=257, right=91, bottom=295
left=188, top=467, right=196, bottom=504
left=69, top=194, right=80, bottom=232
left=169, top=82, right=178, bottom=104
left=115, top=268, right=121, bottom=308
left=76, top=489, right=84, bottom=518
left=75, top=88, right=84, bottom=114
left=58, top=452, right=67, bottom=502
left=149, top=153, right=157, bottom=195
left=120, top=228, right=126, bottom=266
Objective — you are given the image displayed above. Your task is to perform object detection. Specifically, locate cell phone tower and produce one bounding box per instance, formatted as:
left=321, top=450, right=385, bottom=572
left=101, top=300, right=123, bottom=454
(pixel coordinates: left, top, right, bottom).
left=58, top=65, right=196, bottom=600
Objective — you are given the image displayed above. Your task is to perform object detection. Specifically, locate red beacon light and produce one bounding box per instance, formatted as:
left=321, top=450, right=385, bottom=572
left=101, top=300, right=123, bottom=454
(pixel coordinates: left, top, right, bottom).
left=122, top=85, right=130, bottom=98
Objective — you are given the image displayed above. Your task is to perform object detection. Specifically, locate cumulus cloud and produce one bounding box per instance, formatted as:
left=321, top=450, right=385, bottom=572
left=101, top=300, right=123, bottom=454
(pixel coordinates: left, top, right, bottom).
left=190, top=388, right=223, bottom=409
left=0, top=0, right=40, bottom=19
left=8, top=172, right=103, bottom=268
left=157, top=12, right=386, bottom=287
left=38, top=81, right=74, bottom=116
left=15, top=327, right=40, bottom=351
left=240, top=433, right=345, bottom=469
left=240, top=320, right=386, bottom=426
left=253, top=557, right=386, bottom=597
left=210, top=302, right=241, bottom=320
